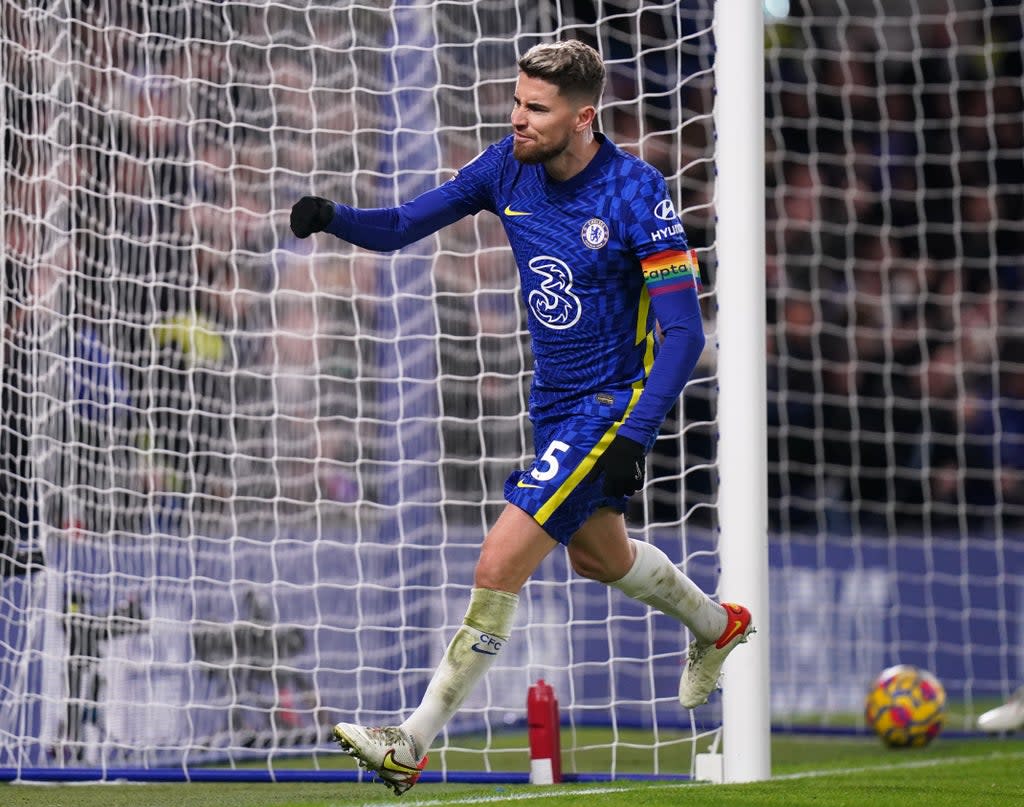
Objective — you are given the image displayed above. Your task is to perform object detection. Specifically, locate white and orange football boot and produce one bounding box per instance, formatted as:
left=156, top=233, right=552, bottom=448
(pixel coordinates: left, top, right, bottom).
left=678, top=602, right=755, bottom=708
left=333, top=723, right=428, bottom=796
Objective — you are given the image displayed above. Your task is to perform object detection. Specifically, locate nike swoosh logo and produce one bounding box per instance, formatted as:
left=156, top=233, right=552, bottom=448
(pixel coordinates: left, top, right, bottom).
left=471, top=643, right=499, bottom=655
left=381, top=748, right=421, bottom=776
left=716, top=619, right=745, bottom=649
left=503, top=204, right=531, bottom=217
left=517, top=479, right=542, bottom=489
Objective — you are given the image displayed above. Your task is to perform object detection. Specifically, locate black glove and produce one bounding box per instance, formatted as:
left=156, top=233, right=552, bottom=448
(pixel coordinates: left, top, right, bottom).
left=590, top=434, right=647, bottom=497
left=290, top=196, right=335, bottom=238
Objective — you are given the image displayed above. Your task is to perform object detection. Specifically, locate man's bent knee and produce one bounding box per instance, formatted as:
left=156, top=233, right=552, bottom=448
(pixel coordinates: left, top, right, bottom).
left=568, top=546, right=617, bottom=582
left=566, top=508, right=635, bottom=583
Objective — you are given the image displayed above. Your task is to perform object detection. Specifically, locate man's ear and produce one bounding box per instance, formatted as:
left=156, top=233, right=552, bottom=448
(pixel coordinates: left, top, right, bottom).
left=575, top=104, right=597, bottom=132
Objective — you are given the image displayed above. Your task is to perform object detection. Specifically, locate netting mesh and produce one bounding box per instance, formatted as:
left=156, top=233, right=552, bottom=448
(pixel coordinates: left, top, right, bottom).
left=1, top=0, right=718, bottom=774
left=762, top=2, right=1023, bottom=719
left=766, top=3, right=1024, bottom=535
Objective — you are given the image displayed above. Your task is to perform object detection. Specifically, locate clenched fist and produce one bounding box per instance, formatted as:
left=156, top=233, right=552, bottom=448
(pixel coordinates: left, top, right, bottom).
left=290, top=196, right=335, bottom=238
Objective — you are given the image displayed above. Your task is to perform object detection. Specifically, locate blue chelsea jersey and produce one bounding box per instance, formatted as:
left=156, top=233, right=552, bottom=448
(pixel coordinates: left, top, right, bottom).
left=325, top=132, right=704, bottom=445
left=437, top=134, right=694, bottom=420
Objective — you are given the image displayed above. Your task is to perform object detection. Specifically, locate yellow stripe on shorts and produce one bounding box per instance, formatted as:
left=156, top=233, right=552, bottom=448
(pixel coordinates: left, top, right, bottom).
left=534, top=386, right=644, bottom=526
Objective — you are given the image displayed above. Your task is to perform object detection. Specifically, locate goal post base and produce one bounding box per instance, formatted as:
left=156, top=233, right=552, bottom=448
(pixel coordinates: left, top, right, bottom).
left=694, top=752, right=725, bottom=784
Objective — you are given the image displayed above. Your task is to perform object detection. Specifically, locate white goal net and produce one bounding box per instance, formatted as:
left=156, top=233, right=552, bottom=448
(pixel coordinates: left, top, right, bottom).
left=0, top=0, right=1021, bottom=782
left=1, top=0, right=718, bottom=778
left=763, top=1, right=1023, bottom=725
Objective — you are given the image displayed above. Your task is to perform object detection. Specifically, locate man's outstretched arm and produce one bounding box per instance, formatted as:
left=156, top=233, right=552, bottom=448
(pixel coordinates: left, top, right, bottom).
left=290, top=184, right=478, bottom=252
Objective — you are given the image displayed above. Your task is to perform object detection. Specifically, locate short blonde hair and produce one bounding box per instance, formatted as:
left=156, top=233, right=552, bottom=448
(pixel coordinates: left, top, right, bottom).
left=517, top=40, right=605, bottom=107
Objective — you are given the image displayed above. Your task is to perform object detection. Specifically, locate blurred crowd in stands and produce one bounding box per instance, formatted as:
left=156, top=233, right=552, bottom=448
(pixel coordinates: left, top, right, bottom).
left=2, top=2, right=1022, bottom=558
left=758, top=6, right=1024, bottom=533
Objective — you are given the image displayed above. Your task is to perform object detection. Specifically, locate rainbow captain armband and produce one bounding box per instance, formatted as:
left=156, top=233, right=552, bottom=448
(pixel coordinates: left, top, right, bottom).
left=640, top=249, right=702, bottom=297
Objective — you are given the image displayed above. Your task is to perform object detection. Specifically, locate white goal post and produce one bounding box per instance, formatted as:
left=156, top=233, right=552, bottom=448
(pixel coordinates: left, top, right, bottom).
left=714, top=0, right=770, bottom=785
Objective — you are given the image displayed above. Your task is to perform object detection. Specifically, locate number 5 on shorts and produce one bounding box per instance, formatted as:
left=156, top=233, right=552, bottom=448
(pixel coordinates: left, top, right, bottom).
left=531, top=440, right=571, bottom=482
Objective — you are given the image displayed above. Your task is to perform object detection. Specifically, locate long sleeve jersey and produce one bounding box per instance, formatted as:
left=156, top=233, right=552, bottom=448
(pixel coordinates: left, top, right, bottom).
left=325, top=133, right=705, bottom=448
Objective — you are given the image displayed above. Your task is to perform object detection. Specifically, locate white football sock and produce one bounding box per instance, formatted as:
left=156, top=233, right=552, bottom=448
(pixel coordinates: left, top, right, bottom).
left=609, top=538, right=726, bottom=643
left=401, top=587, right=518, bottom=757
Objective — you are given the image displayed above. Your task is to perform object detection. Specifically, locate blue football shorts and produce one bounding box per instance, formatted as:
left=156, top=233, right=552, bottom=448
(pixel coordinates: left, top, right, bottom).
left=504, top=387, right=644, bottom=545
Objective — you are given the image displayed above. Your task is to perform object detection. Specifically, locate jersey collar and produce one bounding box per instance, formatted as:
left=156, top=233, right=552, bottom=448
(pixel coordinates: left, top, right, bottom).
left=543, top=132, right=616, bottom=196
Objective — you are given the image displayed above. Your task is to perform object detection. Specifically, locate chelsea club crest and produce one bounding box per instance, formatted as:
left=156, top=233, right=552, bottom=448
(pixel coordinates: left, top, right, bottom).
left=581, top=218, right=609, bottom=250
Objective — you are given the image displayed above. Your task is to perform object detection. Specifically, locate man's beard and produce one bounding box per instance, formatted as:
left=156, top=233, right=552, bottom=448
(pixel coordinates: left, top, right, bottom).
left=512, top=131, right=571, bottom=165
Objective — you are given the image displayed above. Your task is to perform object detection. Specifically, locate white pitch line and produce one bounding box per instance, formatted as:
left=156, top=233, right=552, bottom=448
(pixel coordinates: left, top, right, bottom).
left=348, top=749, right=1024, bottom=807
left=349, top=783, right=681, bottom=807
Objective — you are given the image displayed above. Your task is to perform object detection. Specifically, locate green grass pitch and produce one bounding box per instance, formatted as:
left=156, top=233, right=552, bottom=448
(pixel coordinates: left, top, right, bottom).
left=4, top=733, right=1023, bottom=807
